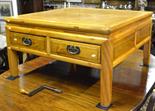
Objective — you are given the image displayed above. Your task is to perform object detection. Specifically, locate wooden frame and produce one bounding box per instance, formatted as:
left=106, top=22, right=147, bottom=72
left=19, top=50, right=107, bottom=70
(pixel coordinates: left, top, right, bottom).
left=4, top=8, right=152, bottom=110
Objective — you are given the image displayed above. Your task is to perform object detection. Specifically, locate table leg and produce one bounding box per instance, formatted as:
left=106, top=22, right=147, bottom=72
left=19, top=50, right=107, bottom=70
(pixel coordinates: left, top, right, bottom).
left=7, top=48, right=19, bottom=77
left=143, top=39, right=151, bottom=66
left=97, top=41, right=113, bottom=110
left=69, top=64, right=77, bottom=74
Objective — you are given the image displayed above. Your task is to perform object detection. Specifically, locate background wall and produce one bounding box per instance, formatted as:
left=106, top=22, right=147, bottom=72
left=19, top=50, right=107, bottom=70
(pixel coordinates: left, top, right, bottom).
left=0, top=0, right=18, bottom=16
left=0, top=0, right=18, bottom=34
left=12, top=0, right=18, bottom=16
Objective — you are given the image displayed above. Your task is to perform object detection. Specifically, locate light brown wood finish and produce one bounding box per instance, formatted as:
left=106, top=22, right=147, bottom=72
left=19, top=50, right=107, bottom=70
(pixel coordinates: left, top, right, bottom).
left=143, top=19, right=152, bottom=66
left=10, top=32, right=46, bottom=51
left=6, top=25, right=107, bottom=45
left=5, top=8, right=152, bottom=108
left=7, top=48, right=19, bottom=77
left=100, top=40, right=113, bottom=107
left=10, top=46, right=102, bottom=69
left=6, top=29, right=19, bottom=77
left=0, top=51, right=155, bottom=111
left=50, top=38, right=101, bottom=63
left=5, top=8, right=152, bottom=34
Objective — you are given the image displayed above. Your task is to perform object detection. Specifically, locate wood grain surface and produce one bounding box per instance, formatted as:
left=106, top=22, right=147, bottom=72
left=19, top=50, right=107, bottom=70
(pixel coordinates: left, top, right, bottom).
left=5, top=8, right=153, bottom=108
left=0, top=51, right=154, bottom=111
left=5, top=8, right=152, bottom=34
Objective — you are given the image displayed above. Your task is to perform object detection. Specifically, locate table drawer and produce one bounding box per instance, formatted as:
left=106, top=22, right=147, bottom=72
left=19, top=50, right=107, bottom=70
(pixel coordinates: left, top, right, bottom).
left=136, top=24, right=151, bottom=44
left=10, top=32, right=46, bottom=51
left=50, top=38, right=100, bottom=63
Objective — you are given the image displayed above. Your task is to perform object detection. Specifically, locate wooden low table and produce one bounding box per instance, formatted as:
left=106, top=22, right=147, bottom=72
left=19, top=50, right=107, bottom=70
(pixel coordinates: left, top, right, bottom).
left=5, top=8, right=152, bottom=110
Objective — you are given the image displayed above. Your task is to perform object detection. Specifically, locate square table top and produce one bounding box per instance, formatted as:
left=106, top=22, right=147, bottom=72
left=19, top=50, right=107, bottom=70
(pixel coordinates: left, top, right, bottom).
left=5, top=8, right=152, bottom=34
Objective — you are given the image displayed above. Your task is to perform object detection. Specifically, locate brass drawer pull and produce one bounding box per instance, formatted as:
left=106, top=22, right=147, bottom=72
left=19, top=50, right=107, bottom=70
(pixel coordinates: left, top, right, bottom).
left=22, top=37, right=32, bottom=46
left=66, top=45, right=80, bottom=55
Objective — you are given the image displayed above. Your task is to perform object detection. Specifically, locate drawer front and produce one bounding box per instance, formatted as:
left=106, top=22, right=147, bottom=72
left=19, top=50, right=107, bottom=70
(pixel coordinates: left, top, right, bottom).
left=114, top=33, right=135, bottom=60
left=50, top=38, right=100, bottom=63
left=136, top=24, right=151, bottom=44
left=10, top=32, right=46, bottom=51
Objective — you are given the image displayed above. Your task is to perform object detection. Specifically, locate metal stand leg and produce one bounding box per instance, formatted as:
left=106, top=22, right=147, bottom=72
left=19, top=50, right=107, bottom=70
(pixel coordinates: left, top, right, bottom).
left=6, top=75, right=19, bottom=80
left=20, top=85, right=63, bottom=97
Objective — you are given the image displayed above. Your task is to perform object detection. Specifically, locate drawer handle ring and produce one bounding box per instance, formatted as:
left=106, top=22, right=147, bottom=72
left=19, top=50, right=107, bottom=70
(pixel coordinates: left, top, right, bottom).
left=22, top=38, right=32, bottom=46
left=66, top=45, right=80, bottom=55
